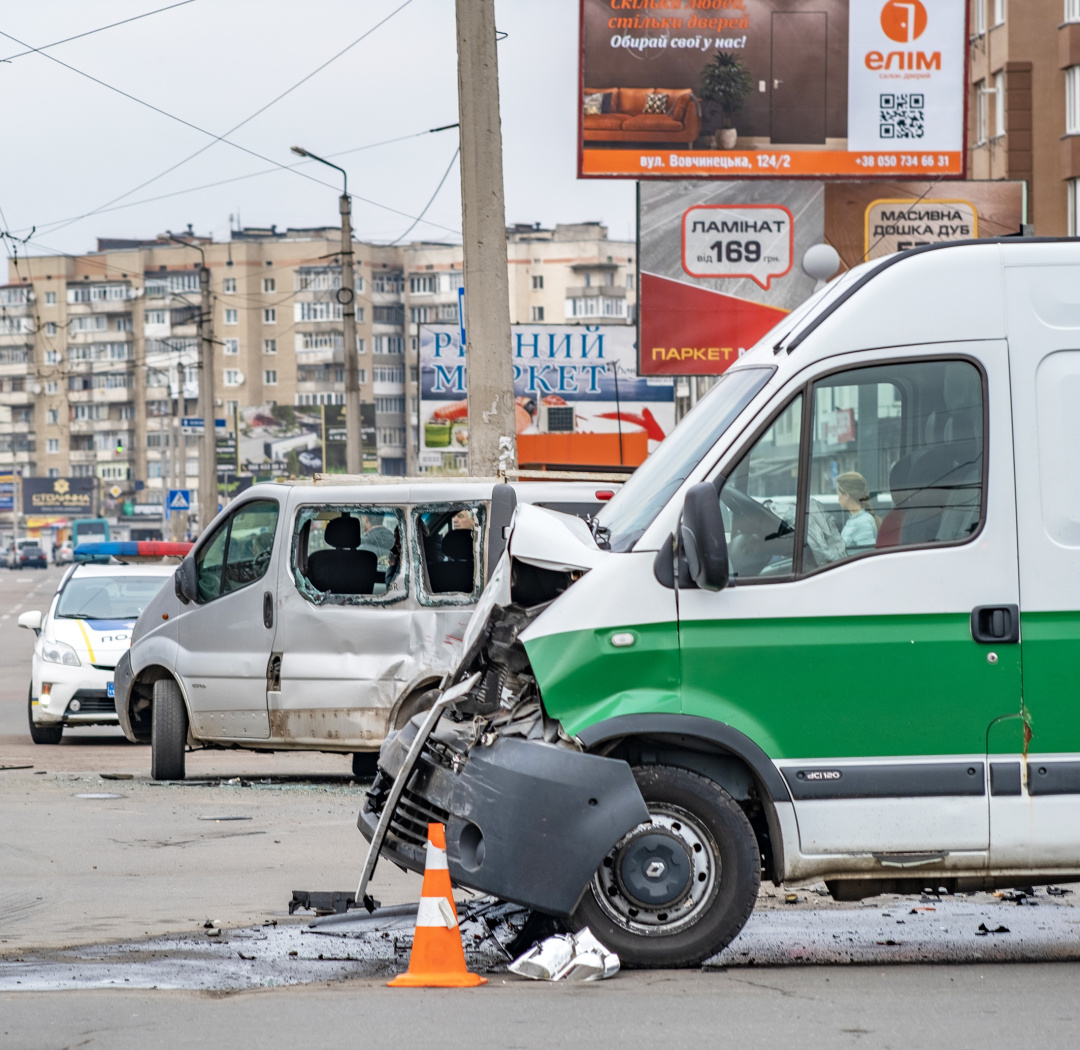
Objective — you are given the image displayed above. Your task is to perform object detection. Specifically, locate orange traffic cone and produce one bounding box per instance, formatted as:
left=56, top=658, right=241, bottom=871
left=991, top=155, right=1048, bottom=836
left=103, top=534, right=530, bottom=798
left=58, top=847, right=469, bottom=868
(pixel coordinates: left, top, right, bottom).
left=388, top=822, right=487, bottom=988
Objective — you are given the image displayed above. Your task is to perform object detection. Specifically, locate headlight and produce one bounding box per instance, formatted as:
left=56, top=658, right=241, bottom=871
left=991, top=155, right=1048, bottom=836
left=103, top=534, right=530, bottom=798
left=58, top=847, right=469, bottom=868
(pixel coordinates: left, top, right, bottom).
left=41, top=639, right=81, bottom=667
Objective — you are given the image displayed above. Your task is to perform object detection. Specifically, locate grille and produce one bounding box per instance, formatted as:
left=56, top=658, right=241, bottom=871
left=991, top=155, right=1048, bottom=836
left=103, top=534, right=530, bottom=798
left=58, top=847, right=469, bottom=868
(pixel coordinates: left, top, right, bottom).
left=68, top=689, right=115, bottom=715
left=389, top=787, right=450, bottom=848
left=543, top=405, right=574, bottom=432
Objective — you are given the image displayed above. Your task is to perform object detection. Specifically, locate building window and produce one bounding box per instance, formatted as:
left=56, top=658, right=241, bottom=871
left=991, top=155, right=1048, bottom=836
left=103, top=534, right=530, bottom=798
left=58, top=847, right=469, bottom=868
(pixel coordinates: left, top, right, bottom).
left=973, top=0, right=986, bottom=35
left=993, top=69, right=1005, bottom=137
left=263, top=308, right=276, bottom=324
left=531, top=305, right=545, bottom=322
left=357, top=369, right=366, bottom=383
left=186, top=458, right=199, bottom=476
left=975, top=79, right=988, bottom=143
left=46, top=408, right=58, bottom=424
left=264, top=369, right=278, bottom=385
left=223, top=277, right=236, bottom=294
left=45, top=381, right=59, bottom=394
left=225, top=308, right=238, bottom=325
left=1069, top=0, right=1080, bottom=22
left=46, top=438, right=60, bottom=453
left=44, top=321, right=58, bottom=336
left=993, top=0, right=1005, bottom=24
left=45, top=349, right=61, bottom=364
left=357, top=337, right=365, bottom=354
left=531, top=274, right=544, bottom=290
left=224, top=338, right=239, bottom=355
left=226, top=400, right=239, bottom=416
left=409, top=274, right=438, bottom=294
left=262, top=277, right=276, bottom=293
left=264, top=338, right=277, bottom=354
left=295, top=301, right=343, bottom=322
left=1068, top=66, right=1080, bottom=135
left=224, top=369, right=242, bottom=386
left=118, top=403, right=136, bottom=420
left=148, top=461, right=163, bottom=479
left=1069, top=179, right=1080, bottom=235
left=46, top=467, right=60, bottom=479
left=44, top=290, right=56, bottom=304
left=145, top=310, right=167, bottom=326
left=626, top=273, right=635, bottom=289
left=116, top=315, right=133, bottom=332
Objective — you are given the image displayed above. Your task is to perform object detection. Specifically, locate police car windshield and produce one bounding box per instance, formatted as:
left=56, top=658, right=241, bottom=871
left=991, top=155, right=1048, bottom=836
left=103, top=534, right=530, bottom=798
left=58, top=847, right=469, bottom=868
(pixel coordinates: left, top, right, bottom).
left=56, top=576, right=168, bottom=621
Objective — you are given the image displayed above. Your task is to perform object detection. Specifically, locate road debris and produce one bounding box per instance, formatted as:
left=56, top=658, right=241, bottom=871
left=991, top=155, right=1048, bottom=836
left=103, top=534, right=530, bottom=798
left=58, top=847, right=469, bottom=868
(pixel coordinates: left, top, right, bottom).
left=509, top=927, right=619, bottom=982
left=198, top=815, right=253, bottom=822
left=976, top=924, right=1010, bottom=935
left=74, top=793, right=125, bottom=800
left=289, top=891, right=365, bottom=917
left=0, top=765, right=33, bottom=772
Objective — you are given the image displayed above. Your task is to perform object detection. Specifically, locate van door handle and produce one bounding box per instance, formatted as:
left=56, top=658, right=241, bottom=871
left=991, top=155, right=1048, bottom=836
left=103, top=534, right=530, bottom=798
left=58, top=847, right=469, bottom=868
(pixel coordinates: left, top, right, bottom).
left=263, top=591, right=274, bottom=630
left=970, top=604, right=1019, bottom=644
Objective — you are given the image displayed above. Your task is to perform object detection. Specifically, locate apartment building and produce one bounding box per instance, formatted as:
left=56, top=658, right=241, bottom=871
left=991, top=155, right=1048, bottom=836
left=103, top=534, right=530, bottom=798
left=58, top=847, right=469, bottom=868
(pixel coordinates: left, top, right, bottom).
left=967, top=0, right=1071, bottom=233
left=0, top=222, right=634, bottom=527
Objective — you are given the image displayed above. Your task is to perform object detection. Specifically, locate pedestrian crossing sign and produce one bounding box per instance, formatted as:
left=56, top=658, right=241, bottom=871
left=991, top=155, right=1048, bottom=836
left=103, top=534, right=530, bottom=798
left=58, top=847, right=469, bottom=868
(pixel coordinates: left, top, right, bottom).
left=167, top=489, right=191, bottom=511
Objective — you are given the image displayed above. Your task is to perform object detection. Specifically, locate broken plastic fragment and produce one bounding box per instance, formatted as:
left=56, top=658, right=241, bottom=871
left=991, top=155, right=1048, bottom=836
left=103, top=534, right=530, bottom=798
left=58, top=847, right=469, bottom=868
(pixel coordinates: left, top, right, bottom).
left=508, top=927, right=619, bottom=982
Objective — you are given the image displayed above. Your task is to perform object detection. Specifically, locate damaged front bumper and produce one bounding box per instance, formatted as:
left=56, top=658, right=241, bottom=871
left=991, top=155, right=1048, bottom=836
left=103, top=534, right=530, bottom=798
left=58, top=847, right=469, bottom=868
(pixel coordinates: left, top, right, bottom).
left=358, top=711, right=649, bottom=918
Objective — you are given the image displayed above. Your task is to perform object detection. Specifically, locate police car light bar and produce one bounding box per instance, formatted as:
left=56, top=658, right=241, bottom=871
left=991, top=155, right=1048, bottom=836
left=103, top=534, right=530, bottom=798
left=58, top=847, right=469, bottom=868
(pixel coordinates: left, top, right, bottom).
left=74, top=541, right=193, bottom=563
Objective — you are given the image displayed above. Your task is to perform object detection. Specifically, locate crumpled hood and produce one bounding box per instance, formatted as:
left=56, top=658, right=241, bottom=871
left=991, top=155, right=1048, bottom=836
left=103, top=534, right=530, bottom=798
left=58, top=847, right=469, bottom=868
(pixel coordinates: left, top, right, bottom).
left=507, top=503, right=606, bottom=573
left=48, top=618, right=135, bottom=668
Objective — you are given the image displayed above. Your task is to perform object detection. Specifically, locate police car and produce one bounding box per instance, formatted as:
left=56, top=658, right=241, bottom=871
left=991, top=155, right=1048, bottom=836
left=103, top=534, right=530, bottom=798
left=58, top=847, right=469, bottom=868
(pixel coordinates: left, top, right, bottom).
left=18, top=544, right=188, bottom=744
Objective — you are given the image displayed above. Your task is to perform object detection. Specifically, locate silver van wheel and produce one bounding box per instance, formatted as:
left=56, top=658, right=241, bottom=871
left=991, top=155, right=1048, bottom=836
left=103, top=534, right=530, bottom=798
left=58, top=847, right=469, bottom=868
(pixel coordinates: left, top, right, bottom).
left=151, top=678, right=187, bottom=781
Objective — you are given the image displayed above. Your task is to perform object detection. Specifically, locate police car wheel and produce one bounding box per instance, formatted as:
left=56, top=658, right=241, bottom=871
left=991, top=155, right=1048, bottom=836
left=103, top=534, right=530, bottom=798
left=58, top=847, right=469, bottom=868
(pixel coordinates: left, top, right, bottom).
left=569, top=765, right=760, bottom=969
left=151, top=678, right=187, bottom=781
left=27, top=687, right=63, bottom=745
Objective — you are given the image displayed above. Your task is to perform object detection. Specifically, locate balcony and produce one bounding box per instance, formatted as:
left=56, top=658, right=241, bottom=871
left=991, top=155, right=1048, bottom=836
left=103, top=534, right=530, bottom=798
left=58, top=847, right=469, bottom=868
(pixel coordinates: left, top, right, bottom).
left=565, top=285, right=627, bottom=299
left=0, top=390, right=32, bottom=406
left=70, top=450, right=98, bottom=464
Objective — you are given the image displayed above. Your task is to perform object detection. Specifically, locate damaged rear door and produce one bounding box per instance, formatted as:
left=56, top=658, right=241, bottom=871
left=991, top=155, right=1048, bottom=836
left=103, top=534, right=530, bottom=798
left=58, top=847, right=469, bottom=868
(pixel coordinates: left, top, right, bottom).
left=271, top=501, right=413, bottom=746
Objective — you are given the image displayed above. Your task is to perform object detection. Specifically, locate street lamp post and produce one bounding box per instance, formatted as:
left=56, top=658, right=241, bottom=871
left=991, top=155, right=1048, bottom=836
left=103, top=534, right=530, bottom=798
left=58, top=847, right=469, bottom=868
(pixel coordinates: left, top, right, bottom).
left=166, top=234, right=215, bottom=534
left=290, top=147, right=362, bottom=475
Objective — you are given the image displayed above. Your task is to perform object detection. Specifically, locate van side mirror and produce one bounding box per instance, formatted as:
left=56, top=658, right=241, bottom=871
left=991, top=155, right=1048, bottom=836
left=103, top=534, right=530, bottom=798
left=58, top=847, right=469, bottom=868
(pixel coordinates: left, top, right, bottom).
left=680, top=483, right=729, bottom=591
left=17, top=610, right=42, bottom=634
left=174, top=555, right=197, bottom=604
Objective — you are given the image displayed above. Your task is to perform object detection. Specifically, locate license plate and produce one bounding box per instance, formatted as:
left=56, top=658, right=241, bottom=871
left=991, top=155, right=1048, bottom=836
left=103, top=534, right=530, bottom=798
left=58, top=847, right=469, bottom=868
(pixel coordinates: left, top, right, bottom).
left=107, top=681, right=115, bottom=698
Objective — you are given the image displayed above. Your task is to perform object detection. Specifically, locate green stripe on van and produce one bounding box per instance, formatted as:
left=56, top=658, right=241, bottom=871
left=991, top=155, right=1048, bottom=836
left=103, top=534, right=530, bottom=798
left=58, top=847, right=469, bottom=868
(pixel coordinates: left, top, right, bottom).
left=528, top=613, right=1023, bottom=760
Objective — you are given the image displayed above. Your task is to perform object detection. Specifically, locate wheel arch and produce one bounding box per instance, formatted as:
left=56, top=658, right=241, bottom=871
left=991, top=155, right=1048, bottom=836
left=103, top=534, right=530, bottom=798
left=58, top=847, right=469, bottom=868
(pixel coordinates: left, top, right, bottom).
left=388, top=676, right=444, bottom=729
left=127, top=665, right=190, bottom=743
left=575, top=714, right=792, bottom=884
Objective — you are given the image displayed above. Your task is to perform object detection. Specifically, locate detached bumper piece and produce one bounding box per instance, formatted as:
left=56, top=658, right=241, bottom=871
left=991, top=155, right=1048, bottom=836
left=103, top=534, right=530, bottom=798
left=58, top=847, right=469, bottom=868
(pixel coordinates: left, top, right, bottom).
left=359, top=722, right=649, bottom=918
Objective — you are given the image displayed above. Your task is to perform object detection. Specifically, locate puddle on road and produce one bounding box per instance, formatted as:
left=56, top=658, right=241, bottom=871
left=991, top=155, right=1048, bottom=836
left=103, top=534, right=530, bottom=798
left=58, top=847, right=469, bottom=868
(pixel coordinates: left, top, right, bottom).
left=4, top=895, right=1080, bottom=991
left=0, top=901, right=528, bottom=991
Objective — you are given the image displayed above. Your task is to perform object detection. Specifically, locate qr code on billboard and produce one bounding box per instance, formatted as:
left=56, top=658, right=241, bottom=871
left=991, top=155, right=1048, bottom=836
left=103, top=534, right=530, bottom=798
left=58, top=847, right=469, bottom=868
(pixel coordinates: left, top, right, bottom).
left=879, top=93, right=925, bottom=139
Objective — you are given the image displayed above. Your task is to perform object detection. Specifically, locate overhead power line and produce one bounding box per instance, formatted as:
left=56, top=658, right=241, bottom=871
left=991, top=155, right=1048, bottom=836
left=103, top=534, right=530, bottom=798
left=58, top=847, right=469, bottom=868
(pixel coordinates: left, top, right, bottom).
left=390, top=147, right=461, bottom=245
left=0, top=0, right=200, bottom=63
left=29, top=123, right=461, bottom=238
left=2, top=0, right=418, bottom=239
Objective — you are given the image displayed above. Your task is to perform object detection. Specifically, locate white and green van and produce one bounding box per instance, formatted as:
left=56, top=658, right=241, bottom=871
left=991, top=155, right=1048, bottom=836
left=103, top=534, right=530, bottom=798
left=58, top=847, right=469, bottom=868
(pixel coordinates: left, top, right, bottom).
left=359, top=238, right=1080, bottom=968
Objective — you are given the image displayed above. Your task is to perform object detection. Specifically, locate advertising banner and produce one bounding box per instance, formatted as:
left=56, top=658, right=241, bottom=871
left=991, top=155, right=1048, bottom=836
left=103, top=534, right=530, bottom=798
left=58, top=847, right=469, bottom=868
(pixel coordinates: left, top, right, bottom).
left=579, top=0, right=966, bottom=180
left=22, top=477, right=94, bottom=515
left=419, top=324, right=674, bottom=472
left=237, top=403, right=376, bottom=479
left=639, top=178, right=1025, bottom=376
left=0, top=473, right=13, bottom=513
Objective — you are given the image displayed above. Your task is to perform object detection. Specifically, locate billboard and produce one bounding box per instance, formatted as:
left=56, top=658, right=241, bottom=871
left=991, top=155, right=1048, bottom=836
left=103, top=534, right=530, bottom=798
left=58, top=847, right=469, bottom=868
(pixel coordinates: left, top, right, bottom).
left=639, top=178, right=1025, bottom=376
left=22, top=477, right=94, bottom=515
left=237, top=403, right=376, bottom=479
left=419, top=324, right=675, bottom=472
left=0, top=473, right=12, bottom=513
left=579, top=0, right=966, bottom=179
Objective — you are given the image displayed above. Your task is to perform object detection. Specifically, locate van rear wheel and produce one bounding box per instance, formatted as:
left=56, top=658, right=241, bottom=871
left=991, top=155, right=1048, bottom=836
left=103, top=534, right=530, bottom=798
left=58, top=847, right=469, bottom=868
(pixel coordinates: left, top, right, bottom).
left=27, top=688, right=63, bottom=745
left=151, top=678, right=188, bottom=781
left=568, top=765, right=760, bottom=968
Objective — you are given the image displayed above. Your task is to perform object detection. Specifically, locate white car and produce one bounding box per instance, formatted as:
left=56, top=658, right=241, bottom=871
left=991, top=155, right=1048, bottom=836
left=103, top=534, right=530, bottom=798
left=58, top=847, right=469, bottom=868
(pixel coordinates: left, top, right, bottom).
left=19, top=563, right=176, bottom=744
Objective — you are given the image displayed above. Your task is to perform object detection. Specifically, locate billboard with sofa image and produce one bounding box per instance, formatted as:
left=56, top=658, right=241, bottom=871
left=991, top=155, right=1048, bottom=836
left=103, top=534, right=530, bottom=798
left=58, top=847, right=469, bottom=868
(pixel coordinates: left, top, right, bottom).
left=579, top=0, right=966, bottom=179
left=419, top=324, right=674, bottom=473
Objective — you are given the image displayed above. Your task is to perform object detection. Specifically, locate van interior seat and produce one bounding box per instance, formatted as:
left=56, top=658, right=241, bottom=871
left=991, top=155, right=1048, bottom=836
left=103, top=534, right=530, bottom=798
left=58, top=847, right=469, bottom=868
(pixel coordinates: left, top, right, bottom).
left=427, top=528, right=475, bottom=594
left=306, top=514, right=378, bottom=595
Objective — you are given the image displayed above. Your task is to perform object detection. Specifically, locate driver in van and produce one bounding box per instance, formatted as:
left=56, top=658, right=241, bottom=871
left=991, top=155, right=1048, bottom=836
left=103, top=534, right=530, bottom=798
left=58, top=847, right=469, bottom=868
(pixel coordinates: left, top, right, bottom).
left=836, top=471, right=880, bottom=550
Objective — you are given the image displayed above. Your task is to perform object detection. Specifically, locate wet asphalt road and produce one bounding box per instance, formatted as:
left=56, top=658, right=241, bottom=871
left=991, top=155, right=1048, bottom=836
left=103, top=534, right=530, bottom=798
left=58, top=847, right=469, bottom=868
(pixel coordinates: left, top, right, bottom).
left=3, top=566, right=1080, bottom=1048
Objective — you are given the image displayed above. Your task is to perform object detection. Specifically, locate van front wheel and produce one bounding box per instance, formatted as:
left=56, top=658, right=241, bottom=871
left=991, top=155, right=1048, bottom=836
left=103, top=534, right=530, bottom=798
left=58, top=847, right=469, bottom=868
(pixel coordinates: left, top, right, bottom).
left=569, top=765, right=760, bottom=968
left=151, top=678, right=188, bottom=781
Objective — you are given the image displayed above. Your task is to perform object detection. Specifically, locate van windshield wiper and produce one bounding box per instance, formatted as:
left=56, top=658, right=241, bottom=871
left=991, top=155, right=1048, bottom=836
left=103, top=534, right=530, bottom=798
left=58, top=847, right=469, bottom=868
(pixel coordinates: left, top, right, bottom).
left=586, top=515, right=611, bottom=550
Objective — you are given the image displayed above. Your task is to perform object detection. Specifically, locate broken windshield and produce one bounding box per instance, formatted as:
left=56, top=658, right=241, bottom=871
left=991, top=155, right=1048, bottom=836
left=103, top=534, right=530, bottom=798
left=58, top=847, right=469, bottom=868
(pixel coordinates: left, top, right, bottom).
left=593, top=366, right=773, bottom=552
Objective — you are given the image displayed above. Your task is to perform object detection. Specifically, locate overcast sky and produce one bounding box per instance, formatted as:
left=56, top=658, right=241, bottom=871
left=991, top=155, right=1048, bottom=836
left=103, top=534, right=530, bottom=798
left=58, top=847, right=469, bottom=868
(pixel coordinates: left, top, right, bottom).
left=0, top=0, right=637, bottom=259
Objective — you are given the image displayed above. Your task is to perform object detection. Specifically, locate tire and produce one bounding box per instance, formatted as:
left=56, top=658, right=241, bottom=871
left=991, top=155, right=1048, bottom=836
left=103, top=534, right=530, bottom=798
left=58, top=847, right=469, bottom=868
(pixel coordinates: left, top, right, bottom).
left=568, top=764, right=761, bottom=969
left=392, top=687, right=439, bottom=731
left=351, top=752, right=379, bottom=780
left=151, top=678, right=188, bottom=781
left=27, top=688, right=63, bottom=745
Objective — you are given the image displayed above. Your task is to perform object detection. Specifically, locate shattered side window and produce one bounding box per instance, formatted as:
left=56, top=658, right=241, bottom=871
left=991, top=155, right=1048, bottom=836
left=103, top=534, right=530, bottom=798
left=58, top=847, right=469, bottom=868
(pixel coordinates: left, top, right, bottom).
left=413, top=502, right=487, bottom=606
left=291, top=504, right=407, bottom=606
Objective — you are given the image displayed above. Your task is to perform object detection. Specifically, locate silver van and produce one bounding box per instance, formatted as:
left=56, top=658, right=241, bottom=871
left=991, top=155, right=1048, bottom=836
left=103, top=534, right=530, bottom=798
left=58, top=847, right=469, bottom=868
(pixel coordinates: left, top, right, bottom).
left=114, top=479, right=617, bottom=780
